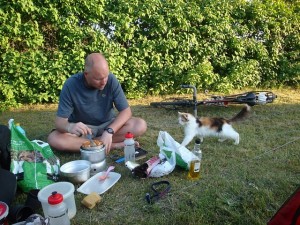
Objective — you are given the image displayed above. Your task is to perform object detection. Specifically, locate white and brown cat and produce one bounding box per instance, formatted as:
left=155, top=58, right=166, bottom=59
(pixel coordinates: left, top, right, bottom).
left=178, top=105, right=250, bottom=146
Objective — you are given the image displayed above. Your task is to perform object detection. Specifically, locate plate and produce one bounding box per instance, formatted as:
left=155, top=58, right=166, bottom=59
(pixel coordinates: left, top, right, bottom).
left=77, top=171, right=121, bottom=195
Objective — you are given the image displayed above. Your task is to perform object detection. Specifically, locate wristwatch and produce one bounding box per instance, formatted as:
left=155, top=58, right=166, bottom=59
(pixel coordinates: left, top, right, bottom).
left=104, top=127, right=114, bottom=135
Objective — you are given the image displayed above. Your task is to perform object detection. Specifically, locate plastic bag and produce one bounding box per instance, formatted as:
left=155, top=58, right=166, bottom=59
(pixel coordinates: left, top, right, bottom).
left=148, top=153, right=176, bottom=177
left=131, top=156, right=161, bottom=178
left=9, top=119, right=60, bottom=193
left=157, top=131, right=195, bottom=170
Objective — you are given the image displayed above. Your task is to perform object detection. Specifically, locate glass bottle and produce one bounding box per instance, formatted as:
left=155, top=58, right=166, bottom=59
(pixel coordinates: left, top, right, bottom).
left=188, top=138, right=202, bottom=180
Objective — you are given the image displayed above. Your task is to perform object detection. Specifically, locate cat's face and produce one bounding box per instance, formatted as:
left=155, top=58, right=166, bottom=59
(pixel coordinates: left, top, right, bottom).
left=178, top=112, right=194, bottom=126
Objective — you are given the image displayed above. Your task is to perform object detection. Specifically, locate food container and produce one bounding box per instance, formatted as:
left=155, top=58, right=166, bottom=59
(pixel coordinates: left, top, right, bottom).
left=60, top=160, right=91, bottom=183
left=80, top=146, right=106, bottom=164
left=38, top=182, right=76, bottom=219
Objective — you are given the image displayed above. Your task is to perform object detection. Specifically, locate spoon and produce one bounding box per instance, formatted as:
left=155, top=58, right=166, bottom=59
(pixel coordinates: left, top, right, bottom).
left=87, top=134, right=97, bottom=147
left=99, top=166, right=115, bottom=180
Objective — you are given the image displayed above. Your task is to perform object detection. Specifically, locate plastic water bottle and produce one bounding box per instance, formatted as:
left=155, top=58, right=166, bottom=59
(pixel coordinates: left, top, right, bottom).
left=15, top=123, right=26, bottom=136
left=188, top=138, right=202, bottom=180
left=47, top=191, right=70, bottom=225
left=124, top=132, right=135, bottom=163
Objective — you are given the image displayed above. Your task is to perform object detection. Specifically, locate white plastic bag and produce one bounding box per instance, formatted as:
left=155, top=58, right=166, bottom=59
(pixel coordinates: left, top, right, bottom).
left=149, top=152, right=176, bottom=177
left=156, top=131, right=195, bottom=170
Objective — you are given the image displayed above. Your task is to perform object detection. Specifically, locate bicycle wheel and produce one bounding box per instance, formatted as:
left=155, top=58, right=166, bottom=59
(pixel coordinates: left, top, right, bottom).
left=203, top=92, right=262, bottom=106
left=150, top=98, right=193, bottom=110
left=221, top=91, right=277, bottom=105
left=258, top=91, right=277, bottom=104
left=202, top=96, right=230, bottom=106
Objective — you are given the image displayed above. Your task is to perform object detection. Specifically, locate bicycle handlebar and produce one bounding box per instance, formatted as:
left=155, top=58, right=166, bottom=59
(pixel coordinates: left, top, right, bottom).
left=180, top=84, right=195, bottom=89
left=180, top=84, right=198, bottom=117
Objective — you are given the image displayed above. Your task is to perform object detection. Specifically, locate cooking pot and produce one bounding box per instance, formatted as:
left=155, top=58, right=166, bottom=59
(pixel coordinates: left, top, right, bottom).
left=90, top=160, right=107, bottom=176
left=60, top=160, right=91, bottom=183
left=80, top=145, right=106, bottom=163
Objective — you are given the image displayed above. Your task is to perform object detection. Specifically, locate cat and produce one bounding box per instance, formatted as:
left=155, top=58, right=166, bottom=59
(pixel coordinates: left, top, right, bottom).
left=178, top=105, right=250, bottom=146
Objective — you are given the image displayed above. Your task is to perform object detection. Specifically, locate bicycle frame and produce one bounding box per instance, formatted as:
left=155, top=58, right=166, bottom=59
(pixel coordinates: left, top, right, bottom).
left=150, top=85, right=277, bottom=117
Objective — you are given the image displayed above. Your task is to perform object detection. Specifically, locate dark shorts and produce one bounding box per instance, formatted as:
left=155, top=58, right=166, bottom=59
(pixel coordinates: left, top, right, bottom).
left=87, top=118, right=115, bottom=138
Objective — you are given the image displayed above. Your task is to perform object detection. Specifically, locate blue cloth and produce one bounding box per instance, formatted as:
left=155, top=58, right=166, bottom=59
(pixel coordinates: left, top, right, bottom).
left=57, top=72, right=129, bottom=125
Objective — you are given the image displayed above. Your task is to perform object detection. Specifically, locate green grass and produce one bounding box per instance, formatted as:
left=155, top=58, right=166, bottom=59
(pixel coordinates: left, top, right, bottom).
left=1, top=88, right=299, bottom=225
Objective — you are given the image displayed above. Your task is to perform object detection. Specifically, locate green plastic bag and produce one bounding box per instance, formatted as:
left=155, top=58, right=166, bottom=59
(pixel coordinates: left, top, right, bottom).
left=9, top=119, right=60, bottom=193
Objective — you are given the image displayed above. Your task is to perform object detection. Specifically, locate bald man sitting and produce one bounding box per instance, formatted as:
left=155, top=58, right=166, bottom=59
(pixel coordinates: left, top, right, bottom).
left=47, top=53, right=147, bottom=154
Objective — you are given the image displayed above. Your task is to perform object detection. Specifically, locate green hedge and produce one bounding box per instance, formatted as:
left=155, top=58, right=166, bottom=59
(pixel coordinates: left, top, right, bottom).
left=0, top=0, right=299, bottom=109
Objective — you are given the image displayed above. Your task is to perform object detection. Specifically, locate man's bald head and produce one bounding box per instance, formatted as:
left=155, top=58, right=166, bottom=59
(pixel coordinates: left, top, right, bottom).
left=84, top=53, right=109, bottom=74
left=83, top=53, right=110, bottom=90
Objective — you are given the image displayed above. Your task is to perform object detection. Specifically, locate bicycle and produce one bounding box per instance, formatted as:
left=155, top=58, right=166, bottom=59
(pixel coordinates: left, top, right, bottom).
left=150, top=85, right=277, bottom=117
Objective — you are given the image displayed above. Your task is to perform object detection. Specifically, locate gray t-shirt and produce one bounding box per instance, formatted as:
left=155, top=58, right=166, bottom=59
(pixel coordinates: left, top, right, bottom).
left=57, top=72, right=129, bottom=125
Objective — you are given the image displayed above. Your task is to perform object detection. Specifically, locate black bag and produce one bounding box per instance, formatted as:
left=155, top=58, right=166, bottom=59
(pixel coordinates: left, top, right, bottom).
left=0, top=125, right=11, bottom=170
left=0, top=168, right=17, bottom=206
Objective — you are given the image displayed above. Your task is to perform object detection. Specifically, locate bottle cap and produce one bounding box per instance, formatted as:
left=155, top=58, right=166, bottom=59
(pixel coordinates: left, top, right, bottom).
left=0, top=201, right=9, bottom=220
left=195, top=138, right=201, bottom=144
left=48, top=191, right=63, bottom=205
left=125, top=132, right=134, bottom=139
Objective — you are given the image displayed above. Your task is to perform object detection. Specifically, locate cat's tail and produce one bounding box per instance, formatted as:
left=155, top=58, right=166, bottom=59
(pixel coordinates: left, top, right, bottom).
left=228, top=105, right=251, bottom=123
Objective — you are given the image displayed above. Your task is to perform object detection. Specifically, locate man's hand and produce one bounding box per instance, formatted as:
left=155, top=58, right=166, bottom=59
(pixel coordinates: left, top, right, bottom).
left=67, top=122, right=92, bottom=137
left=100, top=131, right=113, bottom=154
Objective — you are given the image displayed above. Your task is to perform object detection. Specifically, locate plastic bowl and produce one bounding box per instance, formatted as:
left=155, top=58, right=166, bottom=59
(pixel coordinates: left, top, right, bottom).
left=60, top=160, right=91, bottom=183
left=38, top=182, right=76, bottom=219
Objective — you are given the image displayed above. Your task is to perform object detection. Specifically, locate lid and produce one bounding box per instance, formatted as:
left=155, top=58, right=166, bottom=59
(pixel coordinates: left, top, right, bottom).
left=0, top=201, right=9, bottom=219
left=77, top=172, right=121, bottom=195
left=125, top=132, right=134, bottom=139
left=195, top=138, right=201, bottom=144
left=48, top=191, right=63, bottom=205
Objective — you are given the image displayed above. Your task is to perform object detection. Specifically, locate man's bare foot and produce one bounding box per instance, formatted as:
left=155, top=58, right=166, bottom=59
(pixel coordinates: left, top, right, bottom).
left=110, top=141, right=140, bottom=150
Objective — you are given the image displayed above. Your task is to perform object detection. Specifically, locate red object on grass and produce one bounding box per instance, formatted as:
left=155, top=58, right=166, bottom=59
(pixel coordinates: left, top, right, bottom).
left=268, top=186, right=300, bottom=225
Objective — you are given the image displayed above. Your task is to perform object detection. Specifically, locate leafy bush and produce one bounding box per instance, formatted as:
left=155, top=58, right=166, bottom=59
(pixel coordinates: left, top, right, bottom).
left=0, top=0, right=299, bottom=110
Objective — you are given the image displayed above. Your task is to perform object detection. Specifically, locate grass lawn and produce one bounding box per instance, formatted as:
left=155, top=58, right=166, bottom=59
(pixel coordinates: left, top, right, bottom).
left=0, top=88, right=299, bottom=225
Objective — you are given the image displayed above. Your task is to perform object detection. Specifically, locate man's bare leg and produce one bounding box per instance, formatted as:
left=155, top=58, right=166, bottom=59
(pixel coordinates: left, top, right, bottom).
left=47, top=131, right=88, bottom=152
left=110, top=141, right=140, bottom=149
left=97, top=117, right=146, bottom=151
left=47, top=117, right=147, bottom=152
